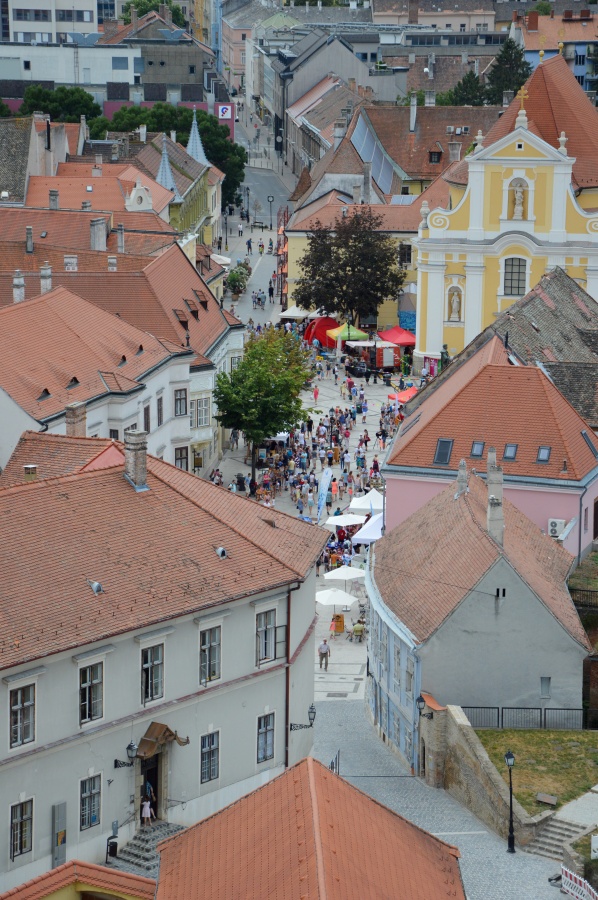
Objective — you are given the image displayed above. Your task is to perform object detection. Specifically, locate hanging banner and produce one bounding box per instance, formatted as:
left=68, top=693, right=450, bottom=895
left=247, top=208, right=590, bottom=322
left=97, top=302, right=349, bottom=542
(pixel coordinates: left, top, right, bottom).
left=317, top=467, right=333, bottom=523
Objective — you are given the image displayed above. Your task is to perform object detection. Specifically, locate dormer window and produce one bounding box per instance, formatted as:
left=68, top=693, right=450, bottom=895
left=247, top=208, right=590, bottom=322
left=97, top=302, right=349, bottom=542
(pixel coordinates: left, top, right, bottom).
left=66, top=376, right=80, bottom=390
left=433, top=438, right=453, bottom=465
left=118, top=355, right=126, bottom=367
left=503, top=443, right=518, bottom=461
left=429, top=151, right=441, bottom=164
left=136, top=344, right=144, bottom=355
left=37, top=387, right=51, bottom=401
left=537, top=446, right=551, bottom=463
left=470, top=440, right=484, bottom=458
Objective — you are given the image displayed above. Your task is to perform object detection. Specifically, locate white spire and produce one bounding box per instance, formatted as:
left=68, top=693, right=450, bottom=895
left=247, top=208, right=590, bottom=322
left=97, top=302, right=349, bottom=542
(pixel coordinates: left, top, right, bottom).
left=156, top=134, right=182, bottom=201
left=186, top=107, right=209, bottom=166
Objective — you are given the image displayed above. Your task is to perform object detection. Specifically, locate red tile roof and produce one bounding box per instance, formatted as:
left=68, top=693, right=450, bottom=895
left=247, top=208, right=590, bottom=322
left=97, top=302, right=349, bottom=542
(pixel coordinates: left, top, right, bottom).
left=135, top=135, right=207, bottom=200
left=448, top=55, right=598, bottom=188
left=0, top=431, right=114, bottom=486
left=517, top=14, right=598, bottom=50
left=0, top=241, right=149, bottom=274
left=0, top=451, right=328, bottom=670
left=386, top=335, right=598, bottom=480
left=35, top=120, right=81, bottom=155
left=0, top=286, right=190, bottom=421
left=374, top=470, right=591, bottom=649
left=156, top=757, right=465, bottom=900
left=0, top=859, right=155, bottom=900
left=25, top=173, right=173, bottom=214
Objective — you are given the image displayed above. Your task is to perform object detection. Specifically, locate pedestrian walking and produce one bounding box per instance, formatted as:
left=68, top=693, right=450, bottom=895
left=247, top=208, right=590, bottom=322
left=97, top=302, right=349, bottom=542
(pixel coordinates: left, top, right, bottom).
left=141, top=796, right=156, bottom=828
left=246, top=238, right=252, bottom=254
left=268, top=284, right=275, bottom=303
left=313, top=385, right=319, bottom=404
left=217, top=236, right=222, bottom=252
left=318, top=639, right=331, bottom=670
left=238, top=222, right=243, bottom=236
left=362, top=400, right=368, bottom=423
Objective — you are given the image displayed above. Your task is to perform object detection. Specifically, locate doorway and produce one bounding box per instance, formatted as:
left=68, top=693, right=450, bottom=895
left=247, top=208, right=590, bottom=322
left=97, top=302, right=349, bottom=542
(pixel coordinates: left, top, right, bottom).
left=140, top=755, right=160, bottom=822
left=420, top=739, right=426, bottom=778
left=593, top=498, right=598, bottom=540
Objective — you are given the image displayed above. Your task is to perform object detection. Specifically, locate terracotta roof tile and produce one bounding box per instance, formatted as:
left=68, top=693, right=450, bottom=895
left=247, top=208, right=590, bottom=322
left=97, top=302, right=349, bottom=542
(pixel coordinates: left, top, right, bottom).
left=0, top=450, right=328, bottom=670
left=135, top=135, right=207, bottom=199
left=25, top=173, right=173, bottom=214
left=386, top=336, right=598, bottom=481
left=517, top=14, right=598, bottom=50
left=156, top=757, right=465, bottom=900
left=0, top=241, right=149, bottom=274
left=374, top=471, right=591, bottom=649
left=0, top=431, right=114, bottom=486
left=0, top=859, right=154, bottom=900
left=0, top=286, right=189, bottom=421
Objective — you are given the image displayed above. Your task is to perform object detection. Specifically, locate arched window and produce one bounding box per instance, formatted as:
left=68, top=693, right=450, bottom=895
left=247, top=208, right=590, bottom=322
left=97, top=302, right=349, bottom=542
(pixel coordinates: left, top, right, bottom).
left=504, top=258, right=527, bottom=296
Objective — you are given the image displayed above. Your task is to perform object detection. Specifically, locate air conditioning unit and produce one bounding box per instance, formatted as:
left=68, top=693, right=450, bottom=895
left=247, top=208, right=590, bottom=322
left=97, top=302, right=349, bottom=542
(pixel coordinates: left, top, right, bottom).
left=548, top=518, right=566, bottom=538
left=446, top=125, right=454, bottom=134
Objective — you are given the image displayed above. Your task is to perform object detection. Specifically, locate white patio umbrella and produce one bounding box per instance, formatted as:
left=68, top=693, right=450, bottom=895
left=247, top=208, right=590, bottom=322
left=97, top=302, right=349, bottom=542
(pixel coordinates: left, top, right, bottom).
left=323, top=567, right=365, bottom=582
left=325, top=513, right=366, bottom=528
left=349, top=488, right=384, bottom=514
left=351, top=513, right=384, bottom=546
left=316, top=587, right=356, bottom=614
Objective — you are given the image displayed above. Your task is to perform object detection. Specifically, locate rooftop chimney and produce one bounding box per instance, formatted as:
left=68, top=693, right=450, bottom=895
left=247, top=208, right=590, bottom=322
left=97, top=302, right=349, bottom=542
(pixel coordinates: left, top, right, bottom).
left=363, top=161, right=372, bottom=204
left=13, top=270, right=25, bottom=303
left=124, top=429, right=149, bottom=492
left=92, top=164, right=102, bottom=177
left=348, top=77, right=356, bottom=93
left=527, top=10, right=538, bottom=31
left=131, top=5, right=138, bottom=32
left=65, top=401, right=87, bottom=437
left=40, top=261, right=52, bottom=294
left=90, top=217, right=107, bottom=252
left=82, top=200, right=92, bottom=210
left=333, top=118, right=346, bottom=151
left=170, top=130, right=177, bottom=143
left=352, top=183, right=361, bottom=204
left=410, top=93, right=417, bottom=133
left=23, top=464, right=37, bottom=482
left=408, top=0, right=418, bottom=25
left=486, top=447, right=504, bottom=548
left=49, top=189, right=59, bottom=210
left=448, top=141, right=462, bottom=162
left=117, top=222, right=125, bottom=253
left=95, top=154, right=103, bottom=165
left=503, top=90, right=514, bottom=107
left=455, top=459, right=468, bottom=497
left=139, top=124, right=147, bottom=143
left=26, top=225, right=33, bottom=253
left=425, top=90, right=435, bottom=106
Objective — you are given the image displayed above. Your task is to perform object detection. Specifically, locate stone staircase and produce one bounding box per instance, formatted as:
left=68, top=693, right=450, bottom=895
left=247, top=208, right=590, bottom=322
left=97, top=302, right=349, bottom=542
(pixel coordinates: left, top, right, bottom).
left=106, top=820, right=186, bottom=878
left=526, top=816, right=587, bottom=860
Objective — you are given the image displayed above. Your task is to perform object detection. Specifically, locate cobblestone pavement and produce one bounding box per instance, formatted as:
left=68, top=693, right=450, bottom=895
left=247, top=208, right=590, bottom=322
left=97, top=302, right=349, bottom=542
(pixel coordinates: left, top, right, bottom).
left=312, top=701, right=561, bottom=900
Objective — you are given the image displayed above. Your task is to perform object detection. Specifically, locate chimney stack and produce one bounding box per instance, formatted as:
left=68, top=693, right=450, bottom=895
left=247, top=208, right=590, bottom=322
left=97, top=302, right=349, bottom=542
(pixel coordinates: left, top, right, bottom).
left=170, top=130, right=176, bottom=143
left=486, top=447, right=504, bottom=547
left=527, top=10, right=538, bottom=30
left=139, top=124, right=147, bottom=142
left=40, top=261, right=52, bottom=294
left=13, top=270, right=25, bottom=303
left=49, top=189, right=59, bottom=210
left=82, top=200, right=92, bottom=210
left=408, top=0, right=418, bottom=25
left=90, top=217, right=107, bottom=251
left=65, top=402, right=87, bottom=437
left=124, top=429, right=149, bottom=491
left=410, top=93, right=417, bottom=133
left=455, top=459, right=468, bottom=497
left=26, top=225, right=33, bottom=253
left=117, top=222, right=125, bottom=253
left=363, top=161, right=372, bottom=204
left=333, top=118, right=346, bottom=151
left=131, top=5, right=137, bottom=32
left=503, top=90, right=514, bottom=107
left=352, top=183, right=361, bottom=204
left=448, top=141, right=462, bottom=162
left=425, top=90, right=435, bottom=106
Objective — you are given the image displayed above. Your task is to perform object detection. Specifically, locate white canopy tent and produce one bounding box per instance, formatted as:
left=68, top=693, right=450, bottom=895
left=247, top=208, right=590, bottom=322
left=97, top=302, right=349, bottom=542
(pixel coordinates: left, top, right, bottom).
left=325, top=513, right=366, bottom=530
left=279, top=304, right=308, bottom=320
left=349, top=489, right=384, bottom=514
left=351, top=513, right=384, bottom=545
left=345, top=340, right=397, bottom=349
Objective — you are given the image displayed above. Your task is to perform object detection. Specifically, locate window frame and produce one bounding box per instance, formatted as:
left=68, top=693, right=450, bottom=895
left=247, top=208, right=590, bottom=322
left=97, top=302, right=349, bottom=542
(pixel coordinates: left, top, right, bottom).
left=79, top=662, right=103, bottom=726
left=174, top=388, right=188, bottom=417
left=257, top=712, right=275, bottom=764
left=9, top=683, right=35, bottom=749
left=200, top=731, right=220, bottom=783
left=143, top=404, right=150, bottom=434
left=10, top=799, right=33, bottom=860
left=255, top=609, right=286, bottom=667
left=540, top=676, right=551, bottom=700
left=157, top=395, right=164, bottom=427
left=433, top=438, right=453, bottom=466
left=141, top=643, right=164, bottom=705
left=503, top=443, right=518, bottom=461
left=470, top=440, right=485, bottom=458
left=80, top=774, right=101, bottom=831
left=536, top=446, right=551, bottom=463
left=200, top=625, right=221, bottom=685
left=174, top=446, right=189, bottom=471
left=503, top=257, right=527, bottom=297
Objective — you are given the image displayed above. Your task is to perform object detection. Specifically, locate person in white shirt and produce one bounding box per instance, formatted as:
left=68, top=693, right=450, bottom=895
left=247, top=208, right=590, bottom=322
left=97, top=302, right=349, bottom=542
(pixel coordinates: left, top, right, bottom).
left=318, top=639, right=331, bottom=670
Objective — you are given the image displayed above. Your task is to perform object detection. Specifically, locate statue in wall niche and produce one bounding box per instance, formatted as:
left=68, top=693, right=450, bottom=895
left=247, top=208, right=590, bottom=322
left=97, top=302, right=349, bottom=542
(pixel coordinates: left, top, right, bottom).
left=513, top=183, right=525, bottom=221
left=449, top=288, right=461, bottom=321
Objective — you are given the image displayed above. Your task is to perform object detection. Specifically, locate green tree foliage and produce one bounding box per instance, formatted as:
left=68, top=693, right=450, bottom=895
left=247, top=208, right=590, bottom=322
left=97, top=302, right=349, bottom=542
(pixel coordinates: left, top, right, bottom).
left=535, top=2, right=552, bottom=13
left=399, top=90, right=426, bottom=106
left=293, top=207, right=406, bottom=324
left=214, top=330, right=310, bottom=480
left=0, top=99, right=11, bottom=117
left=484, top=38, right=532, bottom=106
left=440, top=71, right=486, bottom=106
left=89, top=103, right=246, bottom=207
left=122, top=0, right=185, bottom=27
left=19, top=84, right=101, bottom=122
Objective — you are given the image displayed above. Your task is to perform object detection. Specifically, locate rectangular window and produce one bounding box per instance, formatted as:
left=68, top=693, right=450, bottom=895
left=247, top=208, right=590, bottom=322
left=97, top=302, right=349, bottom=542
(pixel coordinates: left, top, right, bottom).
left=80, top=775, right=101, bottom=830
left=200, top=732, right=219, bottom=782
left=540, top=676, right=551, bottom=699
left=142, top=644, right=164, bottom=703
left=241, top=52, right=246, bottom=65
left=174, top=389, right=187, bottom=416
left=429, top=151, right=441, bottom=164
left=143, top=404, right=150, bottom=433
left=393, top=643, right=401, bottom=695
left=575, top=53, right=586, bottom=67
left=200, top=626, right=221, bottom=684
left=157, top=396, right=163, bottom=427
left=175, top=447, right=189, bottom=471
left=10, top=684, right=35, bottom=748
left=585, top=507, right=589, bottom=532
left=433, top=438, right=453, bottom=466
left=257, top=713, right=274, bottom=763
left=189, top=64, right=196, bottom=74
left=109, top=428, right=119, bottom=440
left=504, top=258, right=526, bottom=296
left=256, top=609, right=276, bottom=662
left=197, top=397, right=210, bottom=426
left=537, top=446, right=551, bottom=463
left=79, top=663, right=103, bottom=724
left=111, top=56, right=129, bottom=70
left=503, top=443, right=518, bottom=460
left=230, top=356, right=242, bottom=371
left=10, top=800, right=32, bottom=859
left=471, top=440, right=484, bottom=458
left=398, top=243, right=412, bottom=266
left=405, top=660, right=414, bottom=697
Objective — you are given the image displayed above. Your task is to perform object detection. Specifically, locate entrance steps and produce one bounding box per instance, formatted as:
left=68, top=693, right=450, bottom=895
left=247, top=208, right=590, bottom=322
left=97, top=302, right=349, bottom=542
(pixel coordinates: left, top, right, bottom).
left=526, top=817, right=587, bottom=860
left=106, top=820, right=185, bottom=878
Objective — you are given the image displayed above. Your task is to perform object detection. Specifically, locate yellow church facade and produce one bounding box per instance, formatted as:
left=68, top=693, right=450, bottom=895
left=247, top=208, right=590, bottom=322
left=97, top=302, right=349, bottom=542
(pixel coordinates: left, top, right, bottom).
left=414, top=56, right=598, bottom=371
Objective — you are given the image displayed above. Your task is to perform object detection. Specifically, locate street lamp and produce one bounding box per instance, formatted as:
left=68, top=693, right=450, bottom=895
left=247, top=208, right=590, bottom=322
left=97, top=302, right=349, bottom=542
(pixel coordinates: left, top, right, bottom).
left=223, top=212, right=228, bottom=252
left=245, top=185, right=250, bottom=211
left=267, top=194, right=274, bottom=231
left=505, top=749, right=516, bottom=853
left=114, top=740, right=138, bottom=769
left=416, top=695, right=433, bottom=720
left=290, top=703, right=317, bottom=731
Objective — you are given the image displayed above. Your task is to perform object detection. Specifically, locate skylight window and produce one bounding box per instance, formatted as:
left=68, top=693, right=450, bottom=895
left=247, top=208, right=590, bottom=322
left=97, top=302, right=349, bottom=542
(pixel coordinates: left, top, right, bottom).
left=537, top=446, right=551, bottom=463
left=503, top=443, right=518, bottom=460
left=433, top=438, right=453, bottom=466
left=471, top=440, right=485, bottom=458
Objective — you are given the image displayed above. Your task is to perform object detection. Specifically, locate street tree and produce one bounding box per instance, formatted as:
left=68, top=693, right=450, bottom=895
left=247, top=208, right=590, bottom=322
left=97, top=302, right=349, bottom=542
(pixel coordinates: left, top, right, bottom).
left=440, top=71, right=486, bottom=106
left=293, top=207, right=406, bottom=324
left=122, top=0, right=185, bottom=26
left=19, top=85, right=101, bottom=122
left=484, top=38, right=532, bottom=106
left=214, top=330, right=310, bottom=481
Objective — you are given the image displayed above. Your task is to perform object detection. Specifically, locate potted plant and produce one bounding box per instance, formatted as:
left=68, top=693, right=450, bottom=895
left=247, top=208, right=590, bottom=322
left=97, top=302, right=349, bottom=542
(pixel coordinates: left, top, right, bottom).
left=226, top=267, right=248, bottom=300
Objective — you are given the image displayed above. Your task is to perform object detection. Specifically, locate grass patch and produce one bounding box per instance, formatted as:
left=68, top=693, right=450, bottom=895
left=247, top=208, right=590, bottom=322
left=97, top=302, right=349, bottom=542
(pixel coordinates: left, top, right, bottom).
left=569, top=552, right=598, bottom=592
left=475, top=729, right=598, bottom=814
left=572, top=832, right=598, bottom=887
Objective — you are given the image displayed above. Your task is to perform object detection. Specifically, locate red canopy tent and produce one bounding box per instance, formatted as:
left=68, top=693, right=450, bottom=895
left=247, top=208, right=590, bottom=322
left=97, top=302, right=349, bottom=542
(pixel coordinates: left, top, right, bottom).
left=303, top=316, right=339, bottom=350
left=377, top=326, right=416, bottom=347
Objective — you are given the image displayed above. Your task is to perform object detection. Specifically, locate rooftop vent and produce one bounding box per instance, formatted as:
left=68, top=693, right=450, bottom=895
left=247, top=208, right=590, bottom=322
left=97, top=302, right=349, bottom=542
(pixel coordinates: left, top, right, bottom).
left=215, top=546, right=228, bottom=559
left=86, top=578, right=104, bottom=594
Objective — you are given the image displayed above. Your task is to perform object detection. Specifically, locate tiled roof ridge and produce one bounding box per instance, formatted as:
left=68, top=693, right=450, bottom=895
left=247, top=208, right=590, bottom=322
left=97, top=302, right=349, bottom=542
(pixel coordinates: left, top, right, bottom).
left=461, top=471, right=503, bottom=552
left=306, top=757, right=328, bottom=892
left=0, top=858, right=155, bottom=900
left=0, top=462, right=125, bottom=499
left=146, top=458, right=314, bottom=579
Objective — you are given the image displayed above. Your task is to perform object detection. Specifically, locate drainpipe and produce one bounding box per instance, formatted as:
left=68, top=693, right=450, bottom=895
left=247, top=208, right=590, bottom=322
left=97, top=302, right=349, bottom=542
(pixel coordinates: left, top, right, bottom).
left=578, top=485, right=588, bottom=566
left=285, top=582, right=302, bottom=768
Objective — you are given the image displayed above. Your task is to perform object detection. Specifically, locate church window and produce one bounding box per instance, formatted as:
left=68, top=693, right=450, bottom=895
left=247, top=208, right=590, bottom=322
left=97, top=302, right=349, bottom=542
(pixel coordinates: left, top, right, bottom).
left=503, top=258, right=526, bottom=296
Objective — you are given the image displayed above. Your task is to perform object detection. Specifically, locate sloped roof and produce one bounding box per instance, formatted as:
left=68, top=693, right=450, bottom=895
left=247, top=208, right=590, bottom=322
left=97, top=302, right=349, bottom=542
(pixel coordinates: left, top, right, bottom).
left=0, top=241, right=148, bottom=274
left=0, top=450, right=328, bottom=670
left=0, top=117, right=33, bottom=203
left=98, top=9, right=196, bottom=44
left=515, top=14, right=598, bottom=51
left=386, top=340, right=598, bottom=481
left=135, top=134, right=207, bottom=200
left=373, top=0, right=493, bottom=12
left=0, top=859, right=155, bottom=900
left=25, top=173, right=173, bottom=214
left=374, top=470, right=590, bottom=649
left=0, top=432, right=113, bottom=487
left=543, top=363, right=598, bottom=428
left=448, top=54, right=598, bottom=188
left=156, top=757, right=465, bottom=900
left=0, top=286, right=189, bottom=421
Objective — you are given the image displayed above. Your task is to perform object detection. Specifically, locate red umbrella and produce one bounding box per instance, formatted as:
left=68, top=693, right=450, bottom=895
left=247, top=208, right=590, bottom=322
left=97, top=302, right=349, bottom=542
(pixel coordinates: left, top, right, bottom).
left=388, top=387, right=418, bottom=403
left=377, top=326, right=416, bottom=347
